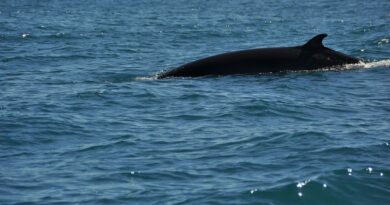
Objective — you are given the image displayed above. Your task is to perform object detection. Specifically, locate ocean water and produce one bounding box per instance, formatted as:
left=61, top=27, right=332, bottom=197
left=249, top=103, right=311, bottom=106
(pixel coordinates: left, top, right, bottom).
left=1, top=0, right=390, bottom=204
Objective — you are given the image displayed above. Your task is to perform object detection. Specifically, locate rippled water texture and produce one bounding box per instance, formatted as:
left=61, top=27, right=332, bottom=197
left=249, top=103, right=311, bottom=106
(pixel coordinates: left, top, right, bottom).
left=1, top=0, right=389, bottom=204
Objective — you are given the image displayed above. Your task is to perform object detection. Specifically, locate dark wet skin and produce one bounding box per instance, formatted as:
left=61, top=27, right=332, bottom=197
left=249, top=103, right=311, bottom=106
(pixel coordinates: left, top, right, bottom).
left=158, top=34, right=360, bottom=79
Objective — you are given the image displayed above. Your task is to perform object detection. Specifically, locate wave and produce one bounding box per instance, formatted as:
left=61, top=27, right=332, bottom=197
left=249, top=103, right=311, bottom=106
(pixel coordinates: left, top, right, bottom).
left=248, top=167, right=389, bottom=205
left=135, top=76, right=158, bottom=81
left=1, top=54, right=95, bottom=63
left=59, top=140, right=136, bottom=156
left=341, top=59, right=390, bottom=70
left=358, top=59, right=390, bottom=69
left=0, top=32, right=91, bottom=42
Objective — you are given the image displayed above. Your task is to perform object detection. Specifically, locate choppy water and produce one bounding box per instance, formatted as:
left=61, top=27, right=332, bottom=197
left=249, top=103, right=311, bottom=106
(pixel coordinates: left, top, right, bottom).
left=1, top=0, right=390, bottom=204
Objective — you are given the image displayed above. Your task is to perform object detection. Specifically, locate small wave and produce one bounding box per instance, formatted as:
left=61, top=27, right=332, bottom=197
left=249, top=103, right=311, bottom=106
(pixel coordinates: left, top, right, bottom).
left=360, top=59, right=390, bottom=69
left=1, top=54, right=94, bottom=63
left=150, top=69, right=173, bottom=80
left=60, top=140, right=136, bottom=156
left=134, top=69, right=168, bottom=81
left=310, top=141, right=389, bottom=156
left=248, top=167, right=389, bottom=204
left=135, top=76, right=157, bottom=81
left=100, top=73, right=141, bottom=83
left=343, top=59, right=390, bottom=70
left=0, top=32, right=89, bottom=42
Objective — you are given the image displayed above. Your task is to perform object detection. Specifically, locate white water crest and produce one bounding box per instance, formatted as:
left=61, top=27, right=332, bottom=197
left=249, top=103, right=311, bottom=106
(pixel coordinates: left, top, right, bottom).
left=346, top=59, right=390, bottom=70
left=315, top=59, right=390, bottom=72
left=135, top=76, right=157, bottom=81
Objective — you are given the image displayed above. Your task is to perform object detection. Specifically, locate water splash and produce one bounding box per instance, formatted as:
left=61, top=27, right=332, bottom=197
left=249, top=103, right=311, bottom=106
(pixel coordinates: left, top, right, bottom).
left=360, top=59, right=390, bottom=69
left=135, top=76, right=157, bottom=81
left=344, top=59, right=390, bottom=70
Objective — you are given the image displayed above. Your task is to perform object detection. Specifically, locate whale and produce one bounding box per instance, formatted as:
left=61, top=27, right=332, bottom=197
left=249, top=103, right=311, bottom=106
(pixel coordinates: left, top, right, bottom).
left=157, top=34, right=360, bottom=79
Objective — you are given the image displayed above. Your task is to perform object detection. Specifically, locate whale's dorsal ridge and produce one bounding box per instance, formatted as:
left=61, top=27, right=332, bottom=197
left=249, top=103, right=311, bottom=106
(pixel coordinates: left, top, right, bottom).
left=158, top=33, right=360, bottom=78
left=303, top=33, right=328, bottom=50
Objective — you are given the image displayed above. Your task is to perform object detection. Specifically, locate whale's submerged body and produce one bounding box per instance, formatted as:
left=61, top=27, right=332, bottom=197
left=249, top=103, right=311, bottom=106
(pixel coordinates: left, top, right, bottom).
left=157, top=34, right=360, bottom=79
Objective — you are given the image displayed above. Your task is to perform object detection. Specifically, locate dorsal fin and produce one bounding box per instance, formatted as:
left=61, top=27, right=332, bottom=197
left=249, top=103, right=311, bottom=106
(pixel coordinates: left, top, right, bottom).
left=303, top=34, right=327, bottom=49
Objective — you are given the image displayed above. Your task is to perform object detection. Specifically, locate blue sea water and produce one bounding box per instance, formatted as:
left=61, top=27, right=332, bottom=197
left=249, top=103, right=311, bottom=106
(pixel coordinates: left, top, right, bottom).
left=1, top=0, right=390, bottom=204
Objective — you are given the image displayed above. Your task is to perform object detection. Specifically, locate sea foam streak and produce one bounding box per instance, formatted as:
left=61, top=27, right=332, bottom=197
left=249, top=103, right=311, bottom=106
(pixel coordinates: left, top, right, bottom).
left=135, top=76, right=157, bottom=81
left=346, top=59, right=390, bottom=70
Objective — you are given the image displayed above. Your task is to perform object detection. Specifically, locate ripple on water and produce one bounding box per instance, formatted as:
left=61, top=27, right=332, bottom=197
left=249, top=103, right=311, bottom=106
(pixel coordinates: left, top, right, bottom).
left=1, top=1, right=390, bottom=205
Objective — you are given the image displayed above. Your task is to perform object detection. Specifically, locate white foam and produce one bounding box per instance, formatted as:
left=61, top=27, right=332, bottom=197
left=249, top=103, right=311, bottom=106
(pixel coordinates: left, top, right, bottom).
left=138, top=70, right=169, bottom=80
left=361, top=59, right=390, bottom=69
left=250, top=188, right=258, bottom=194
left=347, top=168, right=353, bottom=176
left=345, top=59, right=390, bottom=70
left=378, top=38, right=389, bottom=45
left=296, top=179, right=311, bottom=188
left=135, top=76, right=157, bottom=81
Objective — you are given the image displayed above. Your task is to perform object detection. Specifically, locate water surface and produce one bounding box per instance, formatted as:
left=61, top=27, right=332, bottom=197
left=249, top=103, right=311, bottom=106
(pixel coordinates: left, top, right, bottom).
left=1, top=0, right=390, bottom=204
